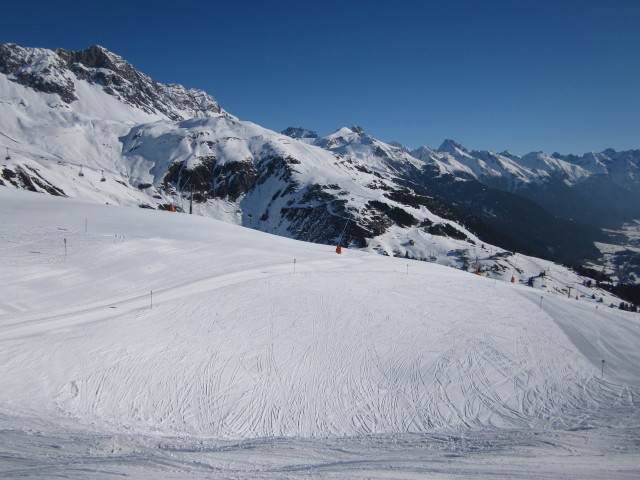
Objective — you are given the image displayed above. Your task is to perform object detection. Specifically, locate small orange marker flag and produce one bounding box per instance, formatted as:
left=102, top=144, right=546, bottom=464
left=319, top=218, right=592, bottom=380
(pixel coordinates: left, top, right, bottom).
left=511, top=276, right=516, bottom=283
left=335, top=245, right=342, bottom=254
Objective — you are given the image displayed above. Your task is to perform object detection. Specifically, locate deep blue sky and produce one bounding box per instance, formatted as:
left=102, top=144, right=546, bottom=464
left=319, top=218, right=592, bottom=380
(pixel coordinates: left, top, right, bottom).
left=2, top=0, right=639, bottom=154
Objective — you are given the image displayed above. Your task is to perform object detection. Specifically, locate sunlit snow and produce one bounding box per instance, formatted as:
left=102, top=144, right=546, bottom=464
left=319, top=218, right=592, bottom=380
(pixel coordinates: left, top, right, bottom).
left=1, top=188, right=639, bottom=478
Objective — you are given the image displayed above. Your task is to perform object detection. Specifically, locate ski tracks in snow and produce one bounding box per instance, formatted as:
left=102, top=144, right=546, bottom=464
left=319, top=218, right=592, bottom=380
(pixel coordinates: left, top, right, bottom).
left=2, top=219, right=640, bottom=439
left=34, top=271, right=638, bottom=438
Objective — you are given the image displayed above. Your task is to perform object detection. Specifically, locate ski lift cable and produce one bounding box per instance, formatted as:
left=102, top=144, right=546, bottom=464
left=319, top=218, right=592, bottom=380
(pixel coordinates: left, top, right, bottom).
left=1, top=143, right=132, bottom=180
left=337, top=211, right=353, bottom=246
left=0, top=146, right=127, bottom=177
left=21, top=153, right=123, bottom=178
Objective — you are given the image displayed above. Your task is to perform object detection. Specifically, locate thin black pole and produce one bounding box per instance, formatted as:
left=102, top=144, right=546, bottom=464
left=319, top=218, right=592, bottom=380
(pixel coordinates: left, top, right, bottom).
left=337, top=212, right=353, bottom=246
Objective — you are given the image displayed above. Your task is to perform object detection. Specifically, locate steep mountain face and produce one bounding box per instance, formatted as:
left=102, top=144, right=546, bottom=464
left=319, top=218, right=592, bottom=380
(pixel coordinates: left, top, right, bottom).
left=0, top=43, right=638, bottom=295
left=0, top=43, right=227, bottom=120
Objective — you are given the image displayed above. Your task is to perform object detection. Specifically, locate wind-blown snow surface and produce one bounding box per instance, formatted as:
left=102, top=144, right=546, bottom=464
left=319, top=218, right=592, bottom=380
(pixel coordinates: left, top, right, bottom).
left=1, top=188, right=639, bottom=478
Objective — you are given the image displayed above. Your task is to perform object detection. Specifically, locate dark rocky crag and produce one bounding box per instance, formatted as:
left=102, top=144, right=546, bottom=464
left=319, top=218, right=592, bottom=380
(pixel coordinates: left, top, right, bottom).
left=0, top=43, right=224, bottom=120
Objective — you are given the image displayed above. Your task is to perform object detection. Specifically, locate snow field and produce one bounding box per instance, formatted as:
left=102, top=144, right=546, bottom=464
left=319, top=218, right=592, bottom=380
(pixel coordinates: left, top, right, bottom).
left=1, top=188, right=639, bottom=443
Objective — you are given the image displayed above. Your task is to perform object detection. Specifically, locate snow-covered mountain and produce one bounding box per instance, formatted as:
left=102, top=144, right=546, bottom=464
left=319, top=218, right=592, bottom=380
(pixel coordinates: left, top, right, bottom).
left=411, top=139, right=640, bottom=193
left=409, top=139, right=640, bottom=229
left=405, top=138, right=640, bottom=285
left=0, top=43, right=517, bottom=279
left=1, top=43, right=638, bottom=292
left=288, top=127, right=614, bottom=269
left=0, top=43, right=231, bottom=209
left=0, top=43, right=227, bottom=120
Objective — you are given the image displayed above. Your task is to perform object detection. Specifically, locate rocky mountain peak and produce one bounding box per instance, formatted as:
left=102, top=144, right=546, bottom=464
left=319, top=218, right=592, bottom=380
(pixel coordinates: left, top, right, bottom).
left=1, top=43, right=226, bottom=121
left=0, top=43, right=76, bottom=102
left=437, top=139, right=468, bottom=154
left=55, top=45, right=126, bottom=72
left=282, top=127, right=318, bottom=139
left=349, top=125, right=366, bottom=136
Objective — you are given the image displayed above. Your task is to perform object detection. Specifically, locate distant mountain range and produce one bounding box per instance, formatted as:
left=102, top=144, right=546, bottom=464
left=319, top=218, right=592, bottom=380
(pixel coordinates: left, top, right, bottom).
left=1, top=43, right=639, bottom=290
left=410, top=139, right=640, bottom=230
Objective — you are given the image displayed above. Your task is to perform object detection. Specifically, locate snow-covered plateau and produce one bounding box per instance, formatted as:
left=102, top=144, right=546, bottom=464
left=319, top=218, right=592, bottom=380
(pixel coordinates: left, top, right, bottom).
left=1, top=188, right=639, bottom=479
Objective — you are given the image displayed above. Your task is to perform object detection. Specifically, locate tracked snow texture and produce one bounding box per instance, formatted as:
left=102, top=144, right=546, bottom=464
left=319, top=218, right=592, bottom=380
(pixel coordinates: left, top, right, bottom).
left=1, top=188, right=639, bottom=440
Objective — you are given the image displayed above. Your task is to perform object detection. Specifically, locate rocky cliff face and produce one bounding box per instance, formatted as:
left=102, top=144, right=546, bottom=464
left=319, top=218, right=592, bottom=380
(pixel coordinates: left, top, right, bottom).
left=0, top=43, right=226, bottom=120
left=0, top=44, right=77, bottom=103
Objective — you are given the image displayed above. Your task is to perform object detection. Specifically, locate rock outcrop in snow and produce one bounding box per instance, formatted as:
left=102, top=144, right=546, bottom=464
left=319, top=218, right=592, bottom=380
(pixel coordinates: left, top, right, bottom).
left=0, top=43, right=228, bottom=120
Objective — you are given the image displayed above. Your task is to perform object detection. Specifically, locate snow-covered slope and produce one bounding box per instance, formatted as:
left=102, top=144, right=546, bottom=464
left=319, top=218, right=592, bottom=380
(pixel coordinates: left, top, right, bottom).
left=1, top=188, right=638, bottom=441
left=2, top=188, right=640, bottom=478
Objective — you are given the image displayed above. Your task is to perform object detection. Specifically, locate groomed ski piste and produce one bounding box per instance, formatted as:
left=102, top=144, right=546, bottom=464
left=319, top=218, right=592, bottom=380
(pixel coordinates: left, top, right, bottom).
left=1, top=187, right=639, bottom=479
